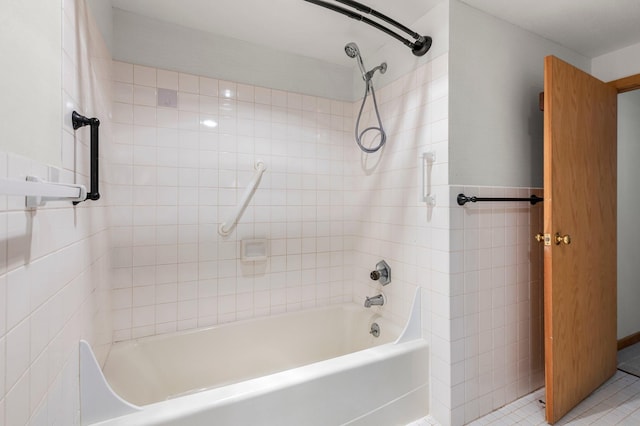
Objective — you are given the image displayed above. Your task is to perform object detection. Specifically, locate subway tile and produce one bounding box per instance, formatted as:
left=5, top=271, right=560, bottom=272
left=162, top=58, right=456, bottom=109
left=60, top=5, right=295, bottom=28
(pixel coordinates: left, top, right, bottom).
left=218, top=80, right=237, bottom=100
left=199, top=96, right=219, bottom=115
left=252, top=87, right=271, bottom=105
left=6, top=318, right=30, bottom=391
left=178, top=92, right=199, bottom=112
left=134, top=65, right=157, bottom=87
left=200, top=77, right=218, bottom=97
left=157, top=108, right=179, bottom=129
left=113, top=61, right=134, bottom=83
left=112, top=102, right=133, bottom=124
left=114, top=82, right=134, bottom=104
left=6, top=266, right=30, bottom=331
left=179, top=73, right=199, bottom=94
left=132, top=305, right=155, bottom=328
left=133, top=105, right=156, bottom=126
left=5, top=369, right=29, bottom=426
left=235, top=84, right=253, bottom=103
left=157, top=69, right=179, bottom=90
left=134, top=85, right=157, bottom=106
left=30, top=350, right=49, bottom=411
left=270, top=90, right=287, bottom=108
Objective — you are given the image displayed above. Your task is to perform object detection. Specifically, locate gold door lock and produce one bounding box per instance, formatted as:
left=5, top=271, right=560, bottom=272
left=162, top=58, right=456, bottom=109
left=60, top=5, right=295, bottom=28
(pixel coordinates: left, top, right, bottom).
left=535, top=233, right=552, bottom=245
left=535, top=233, right=570, bottom=245
left=555, top=233, right=571, bottom=245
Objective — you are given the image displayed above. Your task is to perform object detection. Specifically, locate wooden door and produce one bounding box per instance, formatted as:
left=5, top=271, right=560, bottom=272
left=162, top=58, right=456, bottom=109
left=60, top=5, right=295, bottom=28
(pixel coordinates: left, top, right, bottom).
left=543, top=55, right=618, bottom=423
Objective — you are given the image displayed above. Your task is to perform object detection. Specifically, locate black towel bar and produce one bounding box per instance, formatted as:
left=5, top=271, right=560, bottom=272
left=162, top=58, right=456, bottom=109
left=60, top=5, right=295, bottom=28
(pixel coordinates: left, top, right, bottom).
left=457, top=193, right=543, bottom=206
left=72, top=111, right=100, bottom=204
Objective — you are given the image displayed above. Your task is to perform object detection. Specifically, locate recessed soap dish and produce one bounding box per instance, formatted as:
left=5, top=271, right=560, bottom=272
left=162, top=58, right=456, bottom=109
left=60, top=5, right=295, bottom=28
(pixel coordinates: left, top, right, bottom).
left=241, top=239, right=268, bottom=262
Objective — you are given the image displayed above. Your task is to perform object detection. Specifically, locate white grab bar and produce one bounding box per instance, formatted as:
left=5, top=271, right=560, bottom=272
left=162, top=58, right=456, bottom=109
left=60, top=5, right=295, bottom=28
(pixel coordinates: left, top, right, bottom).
left=0, top=175, right=87, bottom=208
left=218, top=161, right=266, bottom=236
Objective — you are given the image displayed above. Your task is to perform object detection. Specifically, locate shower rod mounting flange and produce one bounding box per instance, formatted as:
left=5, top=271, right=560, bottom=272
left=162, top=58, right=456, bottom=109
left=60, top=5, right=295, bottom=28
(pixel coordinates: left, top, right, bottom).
left=412, top=36, right=433, bottom=57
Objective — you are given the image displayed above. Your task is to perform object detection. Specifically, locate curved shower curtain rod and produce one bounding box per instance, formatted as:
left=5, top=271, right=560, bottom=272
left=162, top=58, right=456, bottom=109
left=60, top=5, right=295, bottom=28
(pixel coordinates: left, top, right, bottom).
left=302, top=0, right=432, bottom=56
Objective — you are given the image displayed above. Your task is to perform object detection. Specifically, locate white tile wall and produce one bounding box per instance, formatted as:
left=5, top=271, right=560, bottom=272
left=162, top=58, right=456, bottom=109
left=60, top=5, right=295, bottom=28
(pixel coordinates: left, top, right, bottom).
left=348, top=52, right=449, bottom=319
left=112, top=51, right=551, bottom=426
left=345, top=52, right=451, bottom=424
left=347, top=50, right=544, bottom=426
left=110, top=62, right=354, bottom=340
left=0, top=0, right=114, bottom=424
left=67, top=27, right=546, bottom=426
left=452, top=186, right=544, bottom=425
left=3, top=1, right=551, bottom=425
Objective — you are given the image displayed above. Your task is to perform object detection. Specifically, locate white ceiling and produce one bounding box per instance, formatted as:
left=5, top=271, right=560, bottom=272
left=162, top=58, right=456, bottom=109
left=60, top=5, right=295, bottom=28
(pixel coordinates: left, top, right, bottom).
left=460, top=0, right=640, bottom=58
left=110, top=0, right=640, bottom=63
left=110, top=0, right=442, bottom=65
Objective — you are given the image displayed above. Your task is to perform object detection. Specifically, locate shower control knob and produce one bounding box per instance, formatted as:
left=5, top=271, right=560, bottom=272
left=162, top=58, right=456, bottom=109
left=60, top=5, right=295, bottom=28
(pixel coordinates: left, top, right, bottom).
left=370, top=260, right=391, bottom=286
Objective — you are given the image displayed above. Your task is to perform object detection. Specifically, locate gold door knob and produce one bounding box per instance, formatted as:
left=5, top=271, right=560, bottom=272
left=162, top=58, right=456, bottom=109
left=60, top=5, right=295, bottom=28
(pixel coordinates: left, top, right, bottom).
left=555, top=233, right=571, bottom=245
left=535, top=233, right=545, bottom=243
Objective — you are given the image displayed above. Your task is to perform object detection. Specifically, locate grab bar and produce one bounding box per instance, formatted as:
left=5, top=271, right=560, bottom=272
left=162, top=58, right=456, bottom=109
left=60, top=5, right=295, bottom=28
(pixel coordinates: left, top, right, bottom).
left=0, top=176, right=87, bottom=208
left=71, top=111, right=100, bottom=204
left=218, top=161, right=267, bottom=236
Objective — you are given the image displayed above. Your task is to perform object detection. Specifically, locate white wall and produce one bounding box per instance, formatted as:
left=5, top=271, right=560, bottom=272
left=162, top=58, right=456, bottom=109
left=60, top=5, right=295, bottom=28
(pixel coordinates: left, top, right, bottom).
left=592, top=41, right=640, bottom=82
left=0, top=0, right=61, bottom=166
left=112, top=9, right=354, bottom=102
left=443, top=2, right=584, bottom=423
left=0, top=0, right=114, bottom=424
left=448, top=0, right=590, bottom=188
left=617, top=90, right=640, bottom=339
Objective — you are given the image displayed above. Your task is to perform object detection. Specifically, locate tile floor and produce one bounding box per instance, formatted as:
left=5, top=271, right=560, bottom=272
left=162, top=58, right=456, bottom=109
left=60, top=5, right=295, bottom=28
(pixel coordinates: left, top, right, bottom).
left=409, top=370, right=640, bottom=425
left=618, top=343, right=640, bottom=377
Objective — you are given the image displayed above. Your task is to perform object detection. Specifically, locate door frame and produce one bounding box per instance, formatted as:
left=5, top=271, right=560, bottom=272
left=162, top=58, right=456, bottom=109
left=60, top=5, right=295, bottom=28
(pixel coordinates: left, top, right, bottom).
left=609, top=72, right=640, bottom=351
left=609, top=74, right=640, bottom=93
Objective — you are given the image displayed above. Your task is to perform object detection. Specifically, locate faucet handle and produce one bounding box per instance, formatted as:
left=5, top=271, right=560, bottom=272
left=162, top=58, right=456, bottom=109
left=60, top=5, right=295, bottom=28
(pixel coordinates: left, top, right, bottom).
left=370, top=260, right=391, bottom=285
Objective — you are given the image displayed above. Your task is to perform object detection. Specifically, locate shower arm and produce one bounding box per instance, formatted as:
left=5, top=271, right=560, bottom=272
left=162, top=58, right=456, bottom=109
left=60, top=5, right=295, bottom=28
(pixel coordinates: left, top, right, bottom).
left=302, top=0, right=432, bottom=56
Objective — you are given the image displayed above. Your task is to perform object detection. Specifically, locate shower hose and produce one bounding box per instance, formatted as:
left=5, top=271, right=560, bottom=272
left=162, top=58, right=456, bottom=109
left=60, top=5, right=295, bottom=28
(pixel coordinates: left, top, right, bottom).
left=354, top=80, right=387, bottom=153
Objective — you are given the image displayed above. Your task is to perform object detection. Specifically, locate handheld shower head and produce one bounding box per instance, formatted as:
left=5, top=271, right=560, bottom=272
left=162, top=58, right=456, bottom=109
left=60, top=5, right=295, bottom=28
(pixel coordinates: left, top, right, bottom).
left=345, top=42, right=367, bottom=80
left=344, top=42, right=388, bottom=154
left=344, top=42, right=360, bottom=58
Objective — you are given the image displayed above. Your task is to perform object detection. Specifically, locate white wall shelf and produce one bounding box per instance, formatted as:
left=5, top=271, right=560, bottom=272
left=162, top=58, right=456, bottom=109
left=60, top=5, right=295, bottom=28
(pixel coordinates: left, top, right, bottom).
left=0, top=175, right=87, bottom=208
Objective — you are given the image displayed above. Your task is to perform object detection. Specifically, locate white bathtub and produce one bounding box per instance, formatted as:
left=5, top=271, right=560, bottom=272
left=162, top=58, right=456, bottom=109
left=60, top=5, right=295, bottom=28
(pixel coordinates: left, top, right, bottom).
left=81, top=289, right=428, bottom=425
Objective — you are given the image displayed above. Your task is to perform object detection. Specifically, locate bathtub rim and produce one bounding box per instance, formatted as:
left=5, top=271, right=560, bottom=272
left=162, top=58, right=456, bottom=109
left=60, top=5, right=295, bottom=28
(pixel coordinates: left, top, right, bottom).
left=91, top=338, right=428, bottom=426
left=80, top=287, right=423, bottom=425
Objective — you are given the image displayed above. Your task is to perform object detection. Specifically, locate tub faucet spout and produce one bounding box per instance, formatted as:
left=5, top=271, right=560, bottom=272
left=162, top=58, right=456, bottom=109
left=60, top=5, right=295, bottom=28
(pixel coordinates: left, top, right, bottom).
left=364, top=294, right=385, bottom=308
